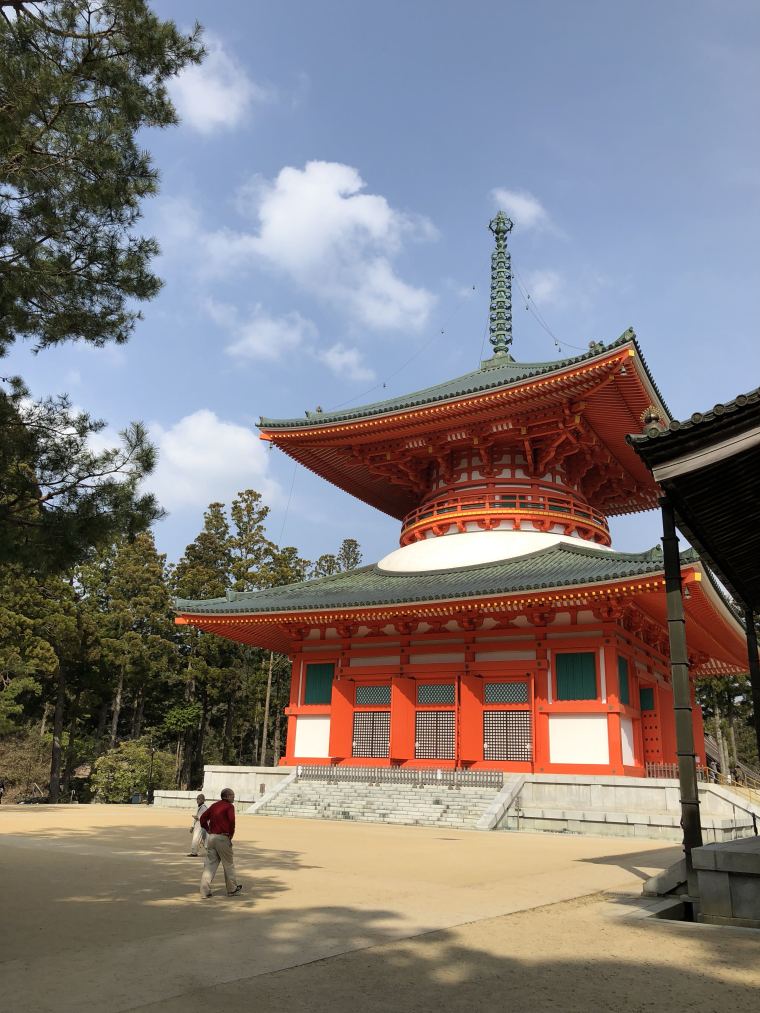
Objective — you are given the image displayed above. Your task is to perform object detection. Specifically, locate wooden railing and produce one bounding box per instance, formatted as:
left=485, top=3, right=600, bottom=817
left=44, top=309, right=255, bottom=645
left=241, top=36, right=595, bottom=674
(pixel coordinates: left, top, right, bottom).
left=401, top=487, right=610, bottom=544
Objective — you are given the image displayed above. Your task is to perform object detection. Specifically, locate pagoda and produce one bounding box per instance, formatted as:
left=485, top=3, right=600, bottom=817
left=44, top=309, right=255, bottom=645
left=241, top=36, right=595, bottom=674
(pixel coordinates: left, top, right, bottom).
left=176, top=213, right=746, bottom=776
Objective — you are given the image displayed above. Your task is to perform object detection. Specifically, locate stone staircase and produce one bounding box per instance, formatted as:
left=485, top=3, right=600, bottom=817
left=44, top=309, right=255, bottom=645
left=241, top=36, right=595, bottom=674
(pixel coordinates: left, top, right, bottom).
left=255, top=777, right=499, bottom=829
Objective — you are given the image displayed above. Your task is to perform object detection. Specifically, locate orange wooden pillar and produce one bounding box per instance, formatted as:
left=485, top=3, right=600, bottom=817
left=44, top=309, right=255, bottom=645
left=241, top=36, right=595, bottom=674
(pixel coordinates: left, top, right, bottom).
left=284, top=653, right=302, bottom=762
left=390, top=677, right=416, bottom=762
left=534, top=641, right=550, bottom=773
left=604, top=639, right=624, bottom=775
left=329, top=677, right=354, bottom=760
left=459, top=675, right=482, bottom=764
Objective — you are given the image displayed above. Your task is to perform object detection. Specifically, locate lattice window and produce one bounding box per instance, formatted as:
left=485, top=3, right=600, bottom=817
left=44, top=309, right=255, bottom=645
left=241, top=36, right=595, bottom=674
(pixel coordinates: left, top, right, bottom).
left=484, top=681, right=529, bottom=704
left=355, top=684, right=391, bottom=707
left=414, top=711, right=455, bottom=759
left=417, top=683, right=455, bottom=705
left=352, top=711, right=390, bottom=758
left=483, top=711, right=532, bottom=762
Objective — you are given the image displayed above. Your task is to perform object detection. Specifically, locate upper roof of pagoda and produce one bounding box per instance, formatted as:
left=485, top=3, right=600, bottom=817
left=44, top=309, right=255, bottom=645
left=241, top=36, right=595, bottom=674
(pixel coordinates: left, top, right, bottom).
left=261, top=328, right=665, bottom=431
left=259, top=328, right=670, bottom=519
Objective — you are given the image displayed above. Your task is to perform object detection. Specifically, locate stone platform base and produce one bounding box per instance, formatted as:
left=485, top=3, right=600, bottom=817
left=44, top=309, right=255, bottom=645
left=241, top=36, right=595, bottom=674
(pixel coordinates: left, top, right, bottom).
left=496, top=775, right=760, bottom=842
left=153, top=765, right=294, bottom=811
left=246, top=769, right=760, bottom=840
left=694, top=836, right=760, bottom=927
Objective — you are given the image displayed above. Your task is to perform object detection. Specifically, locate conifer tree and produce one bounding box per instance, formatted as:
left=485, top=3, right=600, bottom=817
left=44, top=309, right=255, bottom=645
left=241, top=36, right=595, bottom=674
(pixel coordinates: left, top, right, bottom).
left=0, top=1, right=203, bottom=353
left=0, top=2, right=204, bottom=572
left=98, top=531, right=175, bottom=748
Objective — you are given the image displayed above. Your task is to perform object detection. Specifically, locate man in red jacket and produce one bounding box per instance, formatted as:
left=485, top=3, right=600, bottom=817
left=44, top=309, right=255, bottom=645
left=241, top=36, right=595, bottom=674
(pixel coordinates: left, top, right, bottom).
left=199, top=788, right=242, bottom=898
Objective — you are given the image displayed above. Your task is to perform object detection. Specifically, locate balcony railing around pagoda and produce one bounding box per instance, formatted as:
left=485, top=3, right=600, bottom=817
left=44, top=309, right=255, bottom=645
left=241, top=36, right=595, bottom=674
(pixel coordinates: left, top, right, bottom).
left=400, top=488, right=611, bottom=546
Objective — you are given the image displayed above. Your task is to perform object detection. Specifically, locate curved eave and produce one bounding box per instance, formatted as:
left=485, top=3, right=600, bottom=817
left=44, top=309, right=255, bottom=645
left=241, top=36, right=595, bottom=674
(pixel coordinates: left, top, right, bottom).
left=261, top=340, right=668, bottom=520
left=176, top=565, right=746, bottom=675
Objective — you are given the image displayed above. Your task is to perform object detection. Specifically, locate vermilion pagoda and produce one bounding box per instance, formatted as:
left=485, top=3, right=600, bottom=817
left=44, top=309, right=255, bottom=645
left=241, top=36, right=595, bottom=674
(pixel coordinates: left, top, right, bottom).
left=176, top=214, right=746, bottom=775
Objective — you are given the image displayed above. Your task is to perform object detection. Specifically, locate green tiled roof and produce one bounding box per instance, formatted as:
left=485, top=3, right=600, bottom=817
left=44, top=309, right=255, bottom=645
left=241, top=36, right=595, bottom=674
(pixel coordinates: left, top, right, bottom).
left=175, top=541, right=698, bottom=617
left=259, top=329, right=668, bottom=430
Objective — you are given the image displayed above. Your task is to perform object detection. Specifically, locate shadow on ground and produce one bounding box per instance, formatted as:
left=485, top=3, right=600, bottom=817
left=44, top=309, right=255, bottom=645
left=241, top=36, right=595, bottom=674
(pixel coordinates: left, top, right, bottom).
left=579, top=844, right=683, bottom=881
left=137, top=893, right=760, bottom=1013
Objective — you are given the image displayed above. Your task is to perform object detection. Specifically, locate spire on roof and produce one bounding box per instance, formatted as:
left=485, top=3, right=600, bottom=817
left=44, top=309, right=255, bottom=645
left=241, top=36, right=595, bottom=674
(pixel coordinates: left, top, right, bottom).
left=488, top=211, right=514, bottom=358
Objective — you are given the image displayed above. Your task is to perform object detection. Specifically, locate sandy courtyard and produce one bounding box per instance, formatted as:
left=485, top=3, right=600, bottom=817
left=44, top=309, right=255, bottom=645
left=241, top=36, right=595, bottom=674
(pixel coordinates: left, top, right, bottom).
left=2, top=804, right=759, bottom=1012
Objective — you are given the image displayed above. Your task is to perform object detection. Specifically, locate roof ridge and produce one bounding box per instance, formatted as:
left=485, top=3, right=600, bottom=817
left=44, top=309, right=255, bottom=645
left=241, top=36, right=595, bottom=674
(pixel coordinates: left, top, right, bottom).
left=259, top=330, right=643, bottom=430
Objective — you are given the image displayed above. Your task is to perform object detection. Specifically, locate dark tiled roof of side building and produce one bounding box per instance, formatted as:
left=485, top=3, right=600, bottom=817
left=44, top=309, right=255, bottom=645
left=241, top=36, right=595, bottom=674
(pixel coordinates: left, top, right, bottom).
left=628, top=385, right=760, bottom=456
left=175, top=541, right=698, bottom=616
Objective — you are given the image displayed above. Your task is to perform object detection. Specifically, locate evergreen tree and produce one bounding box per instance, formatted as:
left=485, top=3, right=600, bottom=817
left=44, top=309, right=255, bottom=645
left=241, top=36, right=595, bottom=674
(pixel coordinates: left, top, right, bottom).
left=171, top=503, right=235, bottom=787
left=230, top=489, right=274, bottom=592
left=98, top=532, right=175, bottom=748
left=337, top=537, right=362, bottom=571
left=0, top=1, right=203, bottom=353
left=0, top=565, right=56, bottom=733
left=0, top=377, right=161, bottom=573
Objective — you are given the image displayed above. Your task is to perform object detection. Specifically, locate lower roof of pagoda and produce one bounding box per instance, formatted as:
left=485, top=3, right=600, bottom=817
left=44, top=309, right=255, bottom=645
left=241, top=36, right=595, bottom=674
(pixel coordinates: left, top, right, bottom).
left=174, top=541, right=746, bottom=674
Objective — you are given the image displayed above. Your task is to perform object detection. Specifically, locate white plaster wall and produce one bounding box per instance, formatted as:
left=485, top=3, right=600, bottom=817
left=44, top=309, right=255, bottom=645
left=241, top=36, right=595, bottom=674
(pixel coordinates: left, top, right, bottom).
left=349, top=655, right=400, bottom=667
left=549, top=714, right=610, bottom=765
left=294, top=716, right=331, bottom=758
left=378, top=530, right=613, bottom=573
left=621, top=717, right=636, bottom=766
left=474, top=650, right=535, bottom=661
left=410, top=652, right=465, bottom=663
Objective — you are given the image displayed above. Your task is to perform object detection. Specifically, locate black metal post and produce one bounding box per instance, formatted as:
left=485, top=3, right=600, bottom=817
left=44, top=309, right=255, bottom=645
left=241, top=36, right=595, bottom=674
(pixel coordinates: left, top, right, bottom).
left=745, top=606, right=760, bottom=764
left=147, top=736, right=155, bottom=805
left=661, top=499, right=703, bottom=878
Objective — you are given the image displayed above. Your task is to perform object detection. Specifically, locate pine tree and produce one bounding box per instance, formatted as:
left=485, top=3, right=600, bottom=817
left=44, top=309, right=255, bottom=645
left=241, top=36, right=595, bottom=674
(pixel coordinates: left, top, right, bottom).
left=0, top=1, right=203, bottom=353
left=0, top=2, right=204, bottom=573
left=0, top=377, right=161, bottom=573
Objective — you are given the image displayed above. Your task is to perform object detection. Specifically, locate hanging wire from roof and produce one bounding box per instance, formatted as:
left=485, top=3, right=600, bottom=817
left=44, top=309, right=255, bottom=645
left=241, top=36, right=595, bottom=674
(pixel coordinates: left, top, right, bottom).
left=277, top=458, right=298, bottom=544
left=325, top=291, right=473, bottom=412
left=513, top=269, right=589, bottom=354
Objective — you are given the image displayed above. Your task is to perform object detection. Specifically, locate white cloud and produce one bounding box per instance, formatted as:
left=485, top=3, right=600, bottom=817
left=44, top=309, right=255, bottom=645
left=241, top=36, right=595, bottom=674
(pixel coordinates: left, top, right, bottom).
left=206, top=300, right=317, bottom=361
left=524, top=269, right=564, bottom=305
left=316, top=343, right=375, bottom=382
left=491, top=188, right=553, bottom=232
left=169, top=36, right=273, bottom=134
left=216, top=161, right=436, bottom=331
left=146, top=409, right=278, bottom=511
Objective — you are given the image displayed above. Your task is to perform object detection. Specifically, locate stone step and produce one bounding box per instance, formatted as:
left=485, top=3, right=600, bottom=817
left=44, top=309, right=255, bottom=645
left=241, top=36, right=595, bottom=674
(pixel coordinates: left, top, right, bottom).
left=255, top=777, right=498, bottom=829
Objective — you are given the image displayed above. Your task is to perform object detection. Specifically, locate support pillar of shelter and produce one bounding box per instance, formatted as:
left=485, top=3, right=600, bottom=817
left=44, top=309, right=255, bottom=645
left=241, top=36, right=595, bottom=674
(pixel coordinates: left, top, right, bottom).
left=745, top=608, right=760, bottom=763
left=661, top=498, right=703, bottom=883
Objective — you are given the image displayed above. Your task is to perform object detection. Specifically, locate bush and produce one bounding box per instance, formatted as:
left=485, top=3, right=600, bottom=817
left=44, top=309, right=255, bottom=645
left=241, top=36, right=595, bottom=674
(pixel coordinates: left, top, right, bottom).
left=0, top=729, right=51, bottom=801
left=91, top=738, right=174, bottom=803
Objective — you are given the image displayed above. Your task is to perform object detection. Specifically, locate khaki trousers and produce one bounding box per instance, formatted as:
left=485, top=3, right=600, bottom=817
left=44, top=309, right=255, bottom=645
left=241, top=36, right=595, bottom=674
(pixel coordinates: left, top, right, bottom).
left=200, top=833, right=238, bottom=896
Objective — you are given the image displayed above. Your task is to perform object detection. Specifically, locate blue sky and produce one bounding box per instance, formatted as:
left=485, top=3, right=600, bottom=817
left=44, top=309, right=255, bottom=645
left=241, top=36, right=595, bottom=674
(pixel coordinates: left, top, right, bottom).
left=8, top=1, right=760, bottom=566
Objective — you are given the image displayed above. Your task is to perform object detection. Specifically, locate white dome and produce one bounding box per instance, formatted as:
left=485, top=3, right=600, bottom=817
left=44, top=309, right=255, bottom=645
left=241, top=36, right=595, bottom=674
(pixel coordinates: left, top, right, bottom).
left=377, top=529, right=614, bottom=573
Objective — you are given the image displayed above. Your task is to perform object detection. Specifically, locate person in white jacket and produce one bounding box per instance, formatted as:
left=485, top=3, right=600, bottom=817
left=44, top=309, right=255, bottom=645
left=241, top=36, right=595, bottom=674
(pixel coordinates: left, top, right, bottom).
left=188, top=793, right=208, bottom=856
